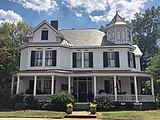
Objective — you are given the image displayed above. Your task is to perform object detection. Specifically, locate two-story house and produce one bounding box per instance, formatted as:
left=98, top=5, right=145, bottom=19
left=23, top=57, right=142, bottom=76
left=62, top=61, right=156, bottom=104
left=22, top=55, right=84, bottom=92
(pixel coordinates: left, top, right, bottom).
left=12, top=12, right=155, bottom=107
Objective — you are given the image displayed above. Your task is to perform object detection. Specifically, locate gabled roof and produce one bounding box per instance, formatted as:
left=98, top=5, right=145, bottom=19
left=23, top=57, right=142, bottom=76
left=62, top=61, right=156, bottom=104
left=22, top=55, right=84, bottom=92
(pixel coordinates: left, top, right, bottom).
left=26, top=20, right=63, bottom=38
left=60, top=29, right=116, bottom=46
left=109, top=11, right=126, bottom=25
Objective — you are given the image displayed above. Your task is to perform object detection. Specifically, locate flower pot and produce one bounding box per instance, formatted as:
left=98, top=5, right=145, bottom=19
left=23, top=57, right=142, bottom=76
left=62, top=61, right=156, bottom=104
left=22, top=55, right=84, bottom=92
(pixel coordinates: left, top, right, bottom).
left=90, top=107, right=96, bottom=114
left=66, top=107, right=73, bottom=114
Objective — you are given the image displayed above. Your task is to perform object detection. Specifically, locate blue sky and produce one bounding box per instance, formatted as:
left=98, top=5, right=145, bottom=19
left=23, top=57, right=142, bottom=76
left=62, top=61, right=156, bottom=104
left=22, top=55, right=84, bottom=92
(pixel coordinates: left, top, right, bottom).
left=0, top=0, right=159, bottom=30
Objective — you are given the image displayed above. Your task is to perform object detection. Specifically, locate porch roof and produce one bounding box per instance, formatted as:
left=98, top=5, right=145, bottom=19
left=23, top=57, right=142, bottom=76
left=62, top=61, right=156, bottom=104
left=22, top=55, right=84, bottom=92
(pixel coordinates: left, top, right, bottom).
left=12, top=69, right=153, bottom=78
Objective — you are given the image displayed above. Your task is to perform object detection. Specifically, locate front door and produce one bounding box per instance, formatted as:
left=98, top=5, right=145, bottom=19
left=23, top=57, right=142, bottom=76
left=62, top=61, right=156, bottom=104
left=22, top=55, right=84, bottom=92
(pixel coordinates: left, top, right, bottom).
left=79, top=81, right=87, bottom=102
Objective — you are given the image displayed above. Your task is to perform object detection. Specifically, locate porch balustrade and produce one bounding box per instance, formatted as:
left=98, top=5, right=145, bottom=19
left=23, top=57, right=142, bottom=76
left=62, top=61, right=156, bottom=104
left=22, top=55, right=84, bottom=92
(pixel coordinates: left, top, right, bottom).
left=96, top=94, right=155, bottom=102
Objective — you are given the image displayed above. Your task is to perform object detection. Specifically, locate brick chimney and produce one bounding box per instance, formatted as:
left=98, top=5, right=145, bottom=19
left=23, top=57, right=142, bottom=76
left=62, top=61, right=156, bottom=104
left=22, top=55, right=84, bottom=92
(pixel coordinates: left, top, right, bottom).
left=51, top=20, right=58, bottom=30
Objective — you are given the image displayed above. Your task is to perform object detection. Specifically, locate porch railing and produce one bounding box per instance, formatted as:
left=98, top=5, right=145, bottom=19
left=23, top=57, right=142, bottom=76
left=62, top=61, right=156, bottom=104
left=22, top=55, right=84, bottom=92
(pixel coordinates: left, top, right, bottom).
left=24, top=94, right=52, bottom=102
left=96, top=94, right=155, bottom=102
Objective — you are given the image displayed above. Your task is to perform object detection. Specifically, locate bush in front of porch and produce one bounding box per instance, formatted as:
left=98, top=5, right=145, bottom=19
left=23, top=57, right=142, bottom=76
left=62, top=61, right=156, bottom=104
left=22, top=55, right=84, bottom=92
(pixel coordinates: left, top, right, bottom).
left=95, top=96, right=113, bottom=111
left=50, top=92, right=75, bottom=111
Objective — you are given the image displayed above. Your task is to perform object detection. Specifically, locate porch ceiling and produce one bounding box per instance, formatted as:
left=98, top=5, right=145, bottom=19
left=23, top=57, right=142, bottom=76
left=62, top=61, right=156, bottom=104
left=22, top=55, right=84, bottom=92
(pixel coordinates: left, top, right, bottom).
left=12, top=69, right=153, bottom=78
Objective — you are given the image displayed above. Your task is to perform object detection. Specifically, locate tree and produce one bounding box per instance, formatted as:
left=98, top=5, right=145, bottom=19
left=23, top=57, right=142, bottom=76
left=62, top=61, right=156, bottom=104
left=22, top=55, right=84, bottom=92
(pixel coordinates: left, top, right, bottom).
left=132, top=6, right=160, bottom=70
left=146, top=52, right=160, bottom=96
left=0, top=22, right=32, bottom=108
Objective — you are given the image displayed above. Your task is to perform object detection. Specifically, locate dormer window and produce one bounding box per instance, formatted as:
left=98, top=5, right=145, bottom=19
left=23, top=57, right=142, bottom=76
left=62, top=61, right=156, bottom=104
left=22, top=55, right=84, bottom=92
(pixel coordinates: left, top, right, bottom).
left=41, top=30, right=48, bottom=40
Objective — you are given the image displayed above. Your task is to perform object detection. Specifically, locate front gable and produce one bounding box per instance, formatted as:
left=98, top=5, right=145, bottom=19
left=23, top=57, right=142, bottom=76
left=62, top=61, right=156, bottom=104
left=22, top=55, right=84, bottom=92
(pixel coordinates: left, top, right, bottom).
left=26, top=20, right=63, bottom=43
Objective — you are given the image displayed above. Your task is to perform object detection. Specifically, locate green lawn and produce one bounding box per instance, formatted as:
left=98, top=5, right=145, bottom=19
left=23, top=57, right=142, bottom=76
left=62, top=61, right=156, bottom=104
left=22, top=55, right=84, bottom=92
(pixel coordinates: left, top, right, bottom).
left=97, top=111, right=160, bottom=120
left=0, top=110, right=65, bottom=119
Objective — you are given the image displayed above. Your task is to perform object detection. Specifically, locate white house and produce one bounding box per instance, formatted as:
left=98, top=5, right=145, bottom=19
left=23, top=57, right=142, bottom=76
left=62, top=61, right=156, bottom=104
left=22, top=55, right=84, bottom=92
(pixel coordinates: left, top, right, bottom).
left=12, top=12, right=155, bottom=105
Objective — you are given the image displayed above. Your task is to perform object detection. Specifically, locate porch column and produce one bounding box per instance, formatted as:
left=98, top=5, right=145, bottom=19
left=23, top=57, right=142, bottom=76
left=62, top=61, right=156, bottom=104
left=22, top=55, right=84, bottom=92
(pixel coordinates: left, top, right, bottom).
left=16, top=76, right=20, bottom=94
left=11, top=77, right=14, bottom=95
left=68, top=76, right=71, bottom=94
left=151, top=77, right=154, bottom=96
left=33, top=76, right=37, bottom=96
left=51, top=76, right=55, bottom=95
left=134, top=76, right=139, bottom=102
left=93, top=76, right=97, bottom=98
left=114, top=76, right=117, bottom=101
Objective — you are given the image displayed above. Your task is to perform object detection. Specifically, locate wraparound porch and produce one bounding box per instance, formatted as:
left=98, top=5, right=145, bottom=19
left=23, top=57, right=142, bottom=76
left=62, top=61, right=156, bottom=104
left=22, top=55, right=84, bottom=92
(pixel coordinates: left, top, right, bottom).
left=11, top=70, right=155, bottom=103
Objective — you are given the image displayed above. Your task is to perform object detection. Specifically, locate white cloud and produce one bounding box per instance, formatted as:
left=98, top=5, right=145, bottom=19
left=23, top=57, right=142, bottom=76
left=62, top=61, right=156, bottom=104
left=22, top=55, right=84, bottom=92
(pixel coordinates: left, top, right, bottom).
left=63, top=0, right=107, bottom=14
left=75, top=12, right=82, bottom=18
left=89, top=15, right=106, bottom=23
left=63, top=0, right=151, bottom=23
left=0, top=9, right=22, bottom=24
left=10, top=0, right=58, bottom=12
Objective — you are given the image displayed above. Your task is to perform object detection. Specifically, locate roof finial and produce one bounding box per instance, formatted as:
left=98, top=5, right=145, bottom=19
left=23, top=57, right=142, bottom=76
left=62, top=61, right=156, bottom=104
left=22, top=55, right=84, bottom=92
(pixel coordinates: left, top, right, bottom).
left=116, top=10, right=118, bottom=14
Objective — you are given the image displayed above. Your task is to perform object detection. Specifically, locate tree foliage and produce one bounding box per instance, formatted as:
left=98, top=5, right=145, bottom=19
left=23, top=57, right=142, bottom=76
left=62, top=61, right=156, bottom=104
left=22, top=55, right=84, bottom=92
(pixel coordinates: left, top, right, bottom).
left=132, top=6, right=160, bottom=70
left=146, top=52, right=160, bottom=95
left=0, top=22, right=31, bottom=108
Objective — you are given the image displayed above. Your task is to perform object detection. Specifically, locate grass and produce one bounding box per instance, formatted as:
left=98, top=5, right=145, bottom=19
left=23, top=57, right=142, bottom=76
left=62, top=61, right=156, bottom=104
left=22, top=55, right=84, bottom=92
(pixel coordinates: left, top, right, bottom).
left=0, top=110, right=65, bottom=119
left=97, top=110, right=160, bottom=120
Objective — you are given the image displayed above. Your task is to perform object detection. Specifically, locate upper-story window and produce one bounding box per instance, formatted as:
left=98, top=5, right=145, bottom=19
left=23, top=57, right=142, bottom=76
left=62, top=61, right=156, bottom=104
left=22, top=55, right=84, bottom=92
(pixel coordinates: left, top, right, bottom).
left=45, top=50, right=57, bottom=66
left=84, top=52, right=93, bottom=68
left=127, top=31, right=131, bottom=42
left=31, top=51, right=43, bottom=67
left=128, top=51, right=136, bottom=68
left=41, top=30, right=48, bottom=40
left=73, top=52, right=82, bottom=68
left=103, top=52, right=120, bottom=67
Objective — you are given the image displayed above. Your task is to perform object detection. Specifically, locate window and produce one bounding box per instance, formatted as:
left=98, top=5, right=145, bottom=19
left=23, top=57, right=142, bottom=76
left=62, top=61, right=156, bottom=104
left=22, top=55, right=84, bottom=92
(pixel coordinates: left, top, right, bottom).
left=73, top=52, right=82, bottom=68
left=108, top=52, right=116, bottom=67
left=127, top=31, right=131, bottom=42
left=44, top=80, right=51, bottom=94
left=45, top=51, right=52, bottom=66
left=41, top=30, right=48, bottom=40
left=84, top=52, right=93, bottom=68
left=45, top=50, right=57, bottom=66
left=103, top=52, right=119, bottom=67
left=31, top=51, right=43, bottom=67
left=128, top=51, right=136, bottom=68
left=35, top=51, right=43, bottom=66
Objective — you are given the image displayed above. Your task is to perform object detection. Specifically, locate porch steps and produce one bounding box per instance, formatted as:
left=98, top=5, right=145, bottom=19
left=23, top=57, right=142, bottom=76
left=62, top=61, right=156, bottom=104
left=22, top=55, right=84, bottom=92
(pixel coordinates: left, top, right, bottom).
left=74, top=102, right=90, bottom=111
left=65, top=111, right=97, bottom=118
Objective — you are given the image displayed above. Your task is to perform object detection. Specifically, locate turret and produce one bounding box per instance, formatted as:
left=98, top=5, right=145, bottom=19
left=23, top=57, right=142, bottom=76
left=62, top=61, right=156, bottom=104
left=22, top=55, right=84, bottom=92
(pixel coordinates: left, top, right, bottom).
left=106, top=11, right=132, bottom=44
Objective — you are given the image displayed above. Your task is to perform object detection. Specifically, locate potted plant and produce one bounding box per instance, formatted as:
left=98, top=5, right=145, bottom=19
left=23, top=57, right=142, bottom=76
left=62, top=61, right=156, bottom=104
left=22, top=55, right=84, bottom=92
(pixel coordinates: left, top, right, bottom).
left=66, top=103, right=73, bottom=114
left=90, top=103, right=97, bottom=114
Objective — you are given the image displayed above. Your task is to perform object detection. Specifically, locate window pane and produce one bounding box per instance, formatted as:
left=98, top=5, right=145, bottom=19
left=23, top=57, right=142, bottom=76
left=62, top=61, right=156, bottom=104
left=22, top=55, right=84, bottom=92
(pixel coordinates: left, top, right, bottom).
left=84, top=61, right=89, bottom=67
left=76, top=52, right=81, bottom=59
left=76, top=60, right=82, bottom=68
left=84, top=52, right=89, bottom=59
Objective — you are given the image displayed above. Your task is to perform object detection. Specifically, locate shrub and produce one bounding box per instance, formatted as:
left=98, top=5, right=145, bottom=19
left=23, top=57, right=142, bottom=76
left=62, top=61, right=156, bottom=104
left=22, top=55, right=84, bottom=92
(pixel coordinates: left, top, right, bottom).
left=95, top=96, right=113, bottom=111
left=125, top=102, right=134, bottom=109
left=9, top=94, right=24, bottom=109
left=50, top=92, right=75, bottom=111
left=14, top=103, right=25, bottom=110
left=113, top=102, right=121, bottom=109
left=24, top=96, right=38, bottom=109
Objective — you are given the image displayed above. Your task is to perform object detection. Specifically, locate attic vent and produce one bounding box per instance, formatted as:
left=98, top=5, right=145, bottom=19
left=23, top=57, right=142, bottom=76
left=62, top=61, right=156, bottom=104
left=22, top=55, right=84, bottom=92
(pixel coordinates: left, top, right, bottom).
left=42, top=28, right=48, bottom=29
